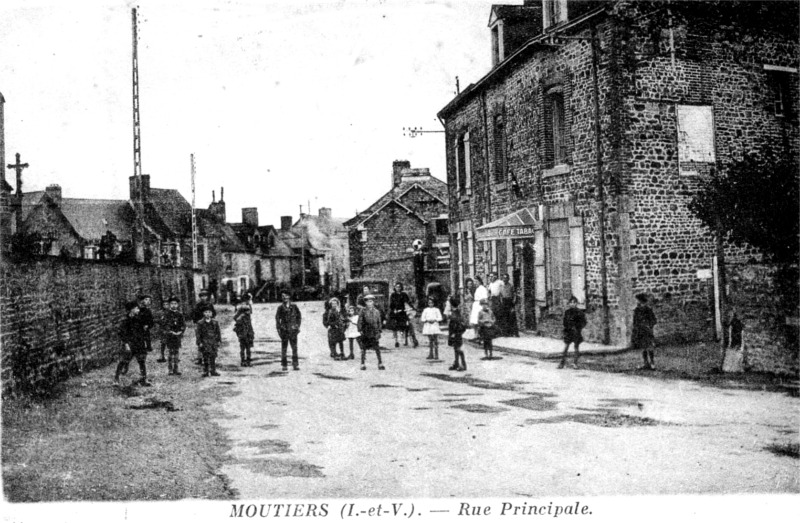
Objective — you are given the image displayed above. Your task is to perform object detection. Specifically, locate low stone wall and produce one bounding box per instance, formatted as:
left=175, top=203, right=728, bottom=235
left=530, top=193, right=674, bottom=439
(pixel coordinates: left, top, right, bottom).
left=727, top=262, right=798, bottom=377
left=1, top=257, right=196, bottom=396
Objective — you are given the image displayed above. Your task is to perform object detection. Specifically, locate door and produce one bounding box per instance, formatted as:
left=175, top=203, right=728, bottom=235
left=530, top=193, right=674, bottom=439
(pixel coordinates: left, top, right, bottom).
left=521, top=241, right=537, bottom=330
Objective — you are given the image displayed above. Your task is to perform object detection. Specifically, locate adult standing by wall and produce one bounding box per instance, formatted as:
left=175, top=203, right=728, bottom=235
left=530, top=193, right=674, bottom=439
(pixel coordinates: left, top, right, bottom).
left=487, top=273, right=504, bottom=336
left=500, top=273, right=519, bottom=337
left=469, top=275, right=488, bottom=327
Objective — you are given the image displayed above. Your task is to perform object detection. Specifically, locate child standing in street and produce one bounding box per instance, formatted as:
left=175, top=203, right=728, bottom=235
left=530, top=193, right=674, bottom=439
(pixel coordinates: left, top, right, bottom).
left=114, top=300, right=151, bottom=386
left=560, top=296, right=587, bottom=369
left=162, top=295, right=186, bottom=376
left=233, top=293, right=255, bottom=367
left=477, top=298, right=497, bottom=359
left=357, top=295, right=385, bottom=370
left=344, top=304, right=360, bottom=360
left=323, top=297, right=347, bottom=360
left=447, top=295, right=467, bottom=371
left=632, top=293, right=657, bottom=370
left=420, top=296, right=443, bottom=360
left=197, top=308, right=221, bottom=377
left=275, top=291, right=302, bottom=371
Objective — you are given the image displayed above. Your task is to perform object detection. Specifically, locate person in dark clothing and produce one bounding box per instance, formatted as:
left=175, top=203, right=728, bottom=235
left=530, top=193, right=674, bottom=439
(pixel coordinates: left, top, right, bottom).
left=197, top=308, right=221, bottom=377
left=632, top=293, right=657, bottom=370
left=234, top=293, right=255, bottom=366
left=162, top=295, right=186, bottom=376
left=138, top=294, right=155, bottom=355
left=192, top=290, right=217, bottom=364
left=477, top=298, right=497, bottom=359
left=114, top=301, right=151, bottom=386
left=560, top=296, right=587, bottom=369
left=500, top=274, right=519, bottom=337
left=447, top=295, right=468, bottom=371
left=323, top=297, right=346, bottom=360
left=357, top=295, right=385, bottom=370
left=275, top=291, right=302, bottom=371
left=387, top=283, right=412, bottom=348
left=727, top=310, right=743, bottom=350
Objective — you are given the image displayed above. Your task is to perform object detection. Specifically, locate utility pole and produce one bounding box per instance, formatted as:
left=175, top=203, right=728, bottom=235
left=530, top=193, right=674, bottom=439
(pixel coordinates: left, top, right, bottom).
left=191, top=153, right=198, bottom=270
left=131, top=7, right=145, bottom=263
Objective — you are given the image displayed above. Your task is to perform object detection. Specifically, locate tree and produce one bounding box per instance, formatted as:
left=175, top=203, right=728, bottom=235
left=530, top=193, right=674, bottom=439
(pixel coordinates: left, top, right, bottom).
left=688, top=148, right=799, bottom=265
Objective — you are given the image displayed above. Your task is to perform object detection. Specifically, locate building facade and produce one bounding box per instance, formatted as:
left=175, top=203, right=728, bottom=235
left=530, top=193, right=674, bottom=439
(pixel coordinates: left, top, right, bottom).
left=345, top=160, right=450, bottom=304
left=439, top=0, right=798, bottom=346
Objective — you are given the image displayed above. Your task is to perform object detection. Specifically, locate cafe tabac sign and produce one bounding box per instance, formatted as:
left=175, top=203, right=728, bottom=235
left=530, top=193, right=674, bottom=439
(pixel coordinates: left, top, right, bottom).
left=475, top=207, right=539, bottom=241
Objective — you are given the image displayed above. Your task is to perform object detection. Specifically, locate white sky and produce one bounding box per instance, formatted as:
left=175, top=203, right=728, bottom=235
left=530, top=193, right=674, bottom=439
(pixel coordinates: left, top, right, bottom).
left=1, top=0, right=500, bottom=226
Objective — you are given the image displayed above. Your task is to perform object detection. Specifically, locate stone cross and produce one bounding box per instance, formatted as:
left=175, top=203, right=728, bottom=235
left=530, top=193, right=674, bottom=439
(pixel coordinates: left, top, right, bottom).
left=7, top=152, right=28, bottom=194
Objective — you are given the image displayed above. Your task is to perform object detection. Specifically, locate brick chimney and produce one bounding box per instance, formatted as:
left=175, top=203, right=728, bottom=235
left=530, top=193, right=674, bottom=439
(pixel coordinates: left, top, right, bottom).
left=319, top=207, right=332, bottom=219
left=392, top=160, right=411, bottom=187
left=242, top=207, right=259, bottom=227
left=129, top=174, right=151, bottom=203
left=281, top=216, right=293, bottom=231
left=45, top=184, right=62, bottom=206
left=208, top=186, right=226, bottom=222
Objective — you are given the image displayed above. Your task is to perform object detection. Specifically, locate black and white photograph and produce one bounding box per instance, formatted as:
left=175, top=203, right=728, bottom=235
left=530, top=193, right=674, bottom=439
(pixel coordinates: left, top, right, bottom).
left=1, top=1, right=798, bottom=522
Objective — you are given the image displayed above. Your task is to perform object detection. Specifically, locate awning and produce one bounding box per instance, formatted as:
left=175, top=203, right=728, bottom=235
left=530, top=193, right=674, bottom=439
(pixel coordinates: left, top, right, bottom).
left=475, top=207, right=538, bottom=241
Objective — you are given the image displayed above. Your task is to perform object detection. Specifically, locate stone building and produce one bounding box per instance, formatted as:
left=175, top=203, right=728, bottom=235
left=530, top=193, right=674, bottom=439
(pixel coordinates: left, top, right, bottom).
left=291, top=208, right=350, bottom=293
left=345, top=160, right=450, bottom=303
left=229, top=207, right=298, bottom=301
left=438, top=0, right=798, bottom=348
left=275, top=215, right=325, bottom=293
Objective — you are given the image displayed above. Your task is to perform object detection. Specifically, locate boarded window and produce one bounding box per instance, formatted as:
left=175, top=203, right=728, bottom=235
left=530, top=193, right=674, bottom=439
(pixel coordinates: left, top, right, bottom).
left=456, top=132, right=471, bottom=193
left=768, top=71, right=793, bottom=118
left=677, top=105, right=716, bottom=175
left=435, top=218, right=449, bottom=236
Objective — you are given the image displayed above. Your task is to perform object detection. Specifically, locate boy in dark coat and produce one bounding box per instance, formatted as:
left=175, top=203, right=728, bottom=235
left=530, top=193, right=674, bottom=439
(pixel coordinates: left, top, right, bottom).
left=138, top=294, right=155, bottom=355
left=162, top=295, right=186, bottom=376
left=234, top=293, right=255, bottom=366
left=447, top=295, right=467, bottom=371
left=275, top=291, right=302, bottom=371
left=632, top=293, right=657, bottom=370
left=357, top=295, right=385, bottom=370
left=323, top=297, right=346, bottom=360
left=560, top=296, right=587, bottom=369
left=197, top=308, right=221, bottom=377
left=192, top=290, right=217, bottom=364
left=114, top=301, right=151, bottom=386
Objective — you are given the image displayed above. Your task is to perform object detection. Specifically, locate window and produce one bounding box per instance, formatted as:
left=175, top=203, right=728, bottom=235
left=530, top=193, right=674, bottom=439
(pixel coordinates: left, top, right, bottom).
left=676, top=105, right=715, bottom=175
left=197, top=244, right=206, bottom=265
left=493, top=114, right=506, bottom=183
left=546, top=90, right=568, bottom=167
left=543, top=0, right=568, bottom=29
left=435, top=218, right=449, bottom=236
left=768, top=70, right=793, bottom=118
left=491, top=22, right=504, bottom=66
left=456, top=131, right=471, bottom=193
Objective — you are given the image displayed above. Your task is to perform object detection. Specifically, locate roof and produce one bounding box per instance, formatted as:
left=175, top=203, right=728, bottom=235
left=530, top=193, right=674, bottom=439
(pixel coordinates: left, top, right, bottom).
left=58, top=198, right=137, bottom=242
left=477, top=207, right=537, bottom=229
left=148, top=188, right=193, bottom=236
left=195, top=209, right=248, bottom=253
left=20, top=191, right=46, bottom=221
left=357, top=199, right=428, bottom=227
left=344, top=172, right=448, bottom=228
left=438, top=4, right=606, bottom=120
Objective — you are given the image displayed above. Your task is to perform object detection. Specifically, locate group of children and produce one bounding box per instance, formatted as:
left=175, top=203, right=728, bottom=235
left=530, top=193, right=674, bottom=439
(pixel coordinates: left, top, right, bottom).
left=322, top=294, right=386, bottom=370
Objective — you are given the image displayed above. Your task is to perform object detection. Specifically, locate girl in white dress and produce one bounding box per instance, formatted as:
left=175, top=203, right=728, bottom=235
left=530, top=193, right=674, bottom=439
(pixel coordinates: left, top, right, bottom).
left=470, top=275, right=489, bottom=327
left=344, top=305, right=360, bottom=360
left=420, top=296, right=443, bottom=360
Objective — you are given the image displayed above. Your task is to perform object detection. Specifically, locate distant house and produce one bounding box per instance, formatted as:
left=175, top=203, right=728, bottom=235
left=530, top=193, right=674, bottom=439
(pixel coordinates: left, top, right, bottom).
left=344, top=160, right=450, bottom=303
left=230, top=207, right=297, bottom=302
left=275, top=215, right=325, bottom=292
left=291, top=208, right=350, bottom=293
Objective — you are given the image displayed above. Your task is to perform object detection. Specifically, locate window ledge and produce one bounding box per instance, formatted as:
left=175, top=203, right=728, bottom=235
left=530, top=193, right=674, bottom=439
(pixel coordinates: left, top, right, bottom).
left=494, top=182, right=508, bottom=191
left=542, top=164, right=571, bottom=178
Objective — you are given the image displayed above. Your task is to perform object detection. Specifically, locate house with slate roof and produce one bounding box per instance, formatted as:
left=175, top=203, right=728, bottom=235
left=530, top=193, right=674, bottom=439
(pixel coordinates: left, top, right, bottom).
left=344, top=160, right=450, bottom=303
left=291, top=207, right=350, bottom=294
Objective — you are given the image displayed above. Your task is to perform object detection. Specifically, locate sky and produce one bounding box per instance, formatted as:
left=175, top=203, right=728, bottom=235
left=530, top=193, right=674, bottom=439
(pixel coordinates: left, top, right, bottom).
left=0, top=0, right=501, bottom=226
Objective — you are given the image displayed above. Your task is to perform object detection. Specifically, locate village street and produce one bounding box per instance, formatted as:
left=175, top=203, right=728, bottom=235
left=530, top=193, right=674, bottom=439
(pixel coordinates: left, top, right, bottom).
left=207, top=301, right=798, bottom=498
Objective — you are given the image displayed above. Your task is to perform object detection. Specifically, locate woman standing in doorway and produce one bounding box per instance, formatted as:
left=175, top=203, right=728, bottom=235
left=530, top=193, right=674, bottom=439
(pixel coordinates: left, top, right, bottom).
left=469, top=275, right=489, bottom=327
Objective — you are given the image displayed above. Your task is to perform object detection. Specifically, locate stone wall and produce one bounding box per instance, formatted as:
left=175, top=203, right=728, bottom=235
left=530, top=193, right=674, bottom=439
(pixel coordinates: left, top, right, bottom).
left=727, top=262, right=798, bottom=376
left=1, top=257, right=196, bottom=396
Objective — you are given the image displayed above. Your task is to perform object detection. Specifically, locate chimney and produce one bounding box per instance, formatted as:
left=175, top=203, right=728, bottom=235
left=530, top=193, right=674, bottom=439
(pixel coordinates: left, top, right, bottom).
left=208, top=190, right=226, bottom=222
left=392, top=160, right=411, bottom=187
left=128, top=174, right=151, bottom=203
left=242, top=207, right=259, bottom=227
left=281, top=216, right=292, bottom=231
left=319, top=207, right=332, bottom=219
left=45, top=184, right=62, bottom=206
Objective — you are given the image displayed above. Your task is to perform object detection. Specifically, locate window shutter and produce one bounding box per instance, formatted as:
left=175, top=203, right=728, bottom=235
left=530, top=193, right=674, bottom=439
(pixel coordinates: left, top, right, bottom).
left=534, top=225, right=546, bottom=305
left=464, top=132, right=472, bottom=192
left=569, top=216, right=586, bottom=304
